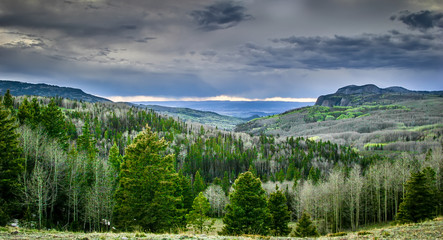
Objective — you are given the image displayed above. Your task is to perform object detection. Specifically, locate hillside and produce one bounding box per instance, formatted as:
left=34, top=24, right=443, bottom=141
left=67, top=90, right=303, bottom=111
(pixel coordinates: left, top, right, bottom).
left=0, top=80, right=111, bottom=103
left=137, top=104, right=248, bottom=130
left=316, top=84, right=443, bottom=107
left=236, top=85, right=443, bottom=153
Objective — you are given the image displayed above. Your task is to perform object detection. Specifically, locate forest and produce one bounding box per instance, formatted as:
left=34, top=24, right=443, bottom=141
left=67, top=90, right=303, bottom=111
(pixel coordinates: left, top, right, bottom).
left=0, top=90, right=442, bottom=237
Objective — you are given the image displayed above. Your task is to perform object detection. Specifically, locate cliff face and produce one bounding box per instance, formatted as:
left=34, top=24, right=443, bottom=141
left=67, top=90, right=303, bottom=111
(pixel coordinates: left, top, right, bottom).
left=315, top=84, right=441, bottom=107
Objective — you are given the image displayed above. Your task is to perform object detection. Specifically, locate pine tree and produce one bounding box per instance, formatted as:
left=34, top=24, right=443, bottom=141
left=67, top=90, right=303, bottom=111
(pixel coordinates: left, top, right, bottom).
left=41, top=99, right=67, bottom=140
left=221, top=171, right=270, bottom=236
left=268, top=186, right=291, bottom=236
left=222, top=171, right=230, bottom=196
left=0, top=100, right=24, bottom=224
left=17, top=97, right=31, bottom=125
left=186, top=192, right=214, bottom=234
left=3, top=89, right=14, bottom=110
left=193, top=170, right=206, bottom=196
left=113, top=126, right=183, bottom=232
left=293, top=212, right=319, bottom=237
left=396, top=170, right=436, bottom=223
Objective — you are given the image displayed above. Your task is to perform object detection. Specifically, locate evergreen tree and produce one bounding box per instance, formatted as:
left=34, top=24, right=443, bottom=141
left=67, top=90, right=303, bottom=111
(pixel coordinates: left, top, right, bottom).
left=113, top=126, right=183, bottom=232
left=3, top=89, right=14, bottom=110
left=396, top=170, right=436, bottom=223
left=17, top=97, right=31, bottom=125
left=41, top=99, right=67, bottom=140
left=29, top=98, right=41, bottom=128
left=293, top=212, right=319, bottom=237
left=193, top=170, right=206, bottom=196
left=268, top=186, right=291, bottom=236
left=186, top=192, right=214, bottom=234
left=0, top=100, right=24, bottom=224
left=221, top=171, right=270, bottom=236
left=222, top=171, right=230, bottom=196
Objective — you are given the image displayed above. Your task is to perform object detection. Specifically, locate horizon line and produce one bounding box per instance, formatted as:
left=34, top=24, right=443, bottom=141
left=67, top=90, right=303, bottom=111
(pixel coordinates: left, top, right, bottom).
left=105, top=95, right=318, bottom=103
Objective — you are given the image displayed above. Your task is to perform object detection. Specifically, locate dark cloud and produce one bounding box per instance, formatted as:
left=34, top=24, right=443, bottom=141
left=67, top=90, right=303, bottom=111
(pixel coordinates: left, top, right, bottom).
left=191, top=1, right=252, bottom=31
left=391, top=10, right=443, bottom=31
left=242, top=31, right=443, bottom=70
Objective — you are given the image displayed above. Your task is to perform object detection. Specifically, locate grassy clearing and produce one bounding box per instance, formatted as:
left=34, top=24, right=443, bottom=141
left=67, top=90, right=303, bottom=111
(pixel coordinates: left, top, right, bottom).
left=1, top=217, right=442, bottom=239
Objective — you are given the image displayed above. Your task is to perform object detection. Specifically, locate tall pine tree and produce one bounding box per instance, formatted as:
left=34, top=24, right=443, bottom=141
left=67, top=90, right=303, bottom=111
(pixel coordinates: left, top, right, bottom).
left=221, top=171, right=270, bottom=236
left=0, top=99, right=24, bottom=224
left=396, top=169, right=436, bottom=223
left=268, top=186, right=291, bottom=236
left=113, top=126, right=183, bottom=232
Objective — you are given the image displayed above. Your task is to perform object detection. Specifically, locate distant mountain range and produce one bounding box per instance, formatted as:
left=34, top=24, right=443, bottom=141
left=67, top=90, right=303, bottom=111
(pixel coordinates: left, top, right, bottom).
left=0, top=80, right=111, bottom=103
left=316, top=84, right=443, bottom=107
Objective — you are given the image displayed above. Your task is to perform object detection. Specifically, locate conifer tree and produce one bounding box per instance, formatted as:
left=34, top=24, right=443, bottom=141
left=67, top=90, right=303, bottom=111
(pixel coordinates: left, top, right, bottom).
left=268, top=186, right=291, bottom=236
left=0, top=100, right=24, bottom=224
left=186, top=192, right=214, bottom=234
left=222, top=171, right=230, bottom=196
left=113, top=126, right=183, bottom=232
left=17, top=97, right=31, bottom=125
left=3, top=89, right=14, bottom=110
left=293, top=212, right=319, bottom=237
left=396, top=170, right=436, bottom=223
left=193, top=170, right=206, bottom=196
left=41, top=99, right=67, bottom=140
left=221, top=171, right=270, bottom=236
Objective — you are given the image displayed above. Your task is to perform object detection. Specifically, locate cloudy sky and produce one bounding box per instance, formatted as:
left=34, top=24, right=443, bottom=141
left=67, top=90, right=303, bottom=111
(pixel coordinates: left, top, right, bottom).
left=0, top=0, right=442, bottom=102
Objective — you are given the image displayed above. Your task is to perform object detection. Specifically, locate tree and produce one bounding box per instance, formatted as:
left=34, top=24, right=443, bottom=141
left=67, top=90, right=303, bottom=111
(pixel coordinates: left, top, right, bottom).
left=221, top=171, right=230, bottom=196
left=41, top=99, right=67, bottom=140
left=293, top=212, right=319, bottom=237
left=3, top=89, right=14, bottom=110
left=0, top=100, right=24, bottom=223
left=186, top=192, right=214, bottom=234
left=193, top=170, right=206, bottom=196
left=113, top=126, right=183, bottom=232
left=268, top=186, right=291, bottom=236
left=396, top=169, right=436, bottom=223
left=221, top=171, right=270, bottom=236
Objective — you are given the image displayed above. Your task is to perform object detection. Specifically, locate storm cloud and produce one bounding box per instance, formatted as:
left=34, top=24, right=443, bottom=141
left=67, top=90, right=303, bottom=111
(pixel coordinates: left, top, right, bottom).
left=242, top=31, right=443, bottom=70
left=392, top=10, right=443, bottom=31
left=0, top=0, right=442, bottom=99
left=191, top=1, right=253, bottom=31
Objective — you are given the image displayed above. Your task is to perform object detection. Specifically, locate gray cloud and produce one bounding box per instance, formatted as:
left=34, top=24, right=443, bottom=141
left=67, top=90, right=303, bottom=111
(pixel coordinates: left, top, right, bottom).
left=241, top=31, right=443, bottom=70
left=191, top=1, right=252, bottom=31
left=391, top=10, right=443, bottom=31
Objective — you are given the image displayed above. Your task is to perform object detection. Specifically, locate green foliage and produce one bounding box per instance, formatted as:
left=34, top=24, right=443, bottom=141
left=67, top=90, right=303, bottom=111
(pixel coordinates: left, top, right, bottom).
left=292, top=212, right=319, bottom=237
left=268, top=186, right=291, bottom=236
left=186, top=192, right=214, bottom=234
left=222, top=171, right=230, bottom=196
left=41, top=99, right=67, bottom=140
left=396, top=169, right=436, bottom=223
left=221, top=171, right=270, bottom=236
left=193, top=170, right=206, bottom=196
left=2, top=89, right=14, bottom=110
left=113, top=126, right=183, bottom=233
left=0, top=100, right=24, bottom=213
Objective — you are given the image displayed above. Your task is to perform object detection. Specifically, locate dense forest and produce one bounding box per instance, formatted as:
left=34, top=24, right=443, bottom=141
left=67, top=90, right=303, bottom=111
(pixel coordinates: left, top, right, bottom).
left=0, top=91, right=441, bottom=236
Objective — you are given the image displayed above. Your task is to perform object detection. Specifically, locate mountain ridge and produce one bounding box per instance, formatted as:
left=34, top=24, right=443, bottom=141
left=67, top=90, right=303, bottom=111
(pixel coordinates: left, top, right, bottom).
left=316, top=84, right=443, bottom=107
left=0, top=80, right=111, bottom=103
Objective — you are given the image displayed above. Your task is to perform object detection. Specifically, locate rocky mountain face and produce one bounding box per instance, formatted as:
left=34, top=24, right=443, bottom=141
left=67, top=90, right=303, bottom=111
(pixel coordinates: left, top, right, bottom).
left=0, top=80, right=111, bottom=102
left=315, top=84, right=442, bottom=107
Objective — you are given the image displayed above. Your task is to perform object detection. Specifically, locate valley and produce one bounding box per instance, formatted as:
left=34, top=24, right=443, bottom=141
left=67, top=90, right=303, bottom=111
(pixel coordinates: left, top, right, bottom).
left=0, top=81, right=442, bottom=239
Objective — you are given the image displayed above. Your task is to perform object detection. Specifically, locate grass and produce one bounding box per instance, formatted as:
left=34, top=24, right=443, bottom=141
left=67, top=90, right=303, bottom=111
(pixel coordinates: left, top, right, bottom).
left=1, top=217, right=442, bottom=239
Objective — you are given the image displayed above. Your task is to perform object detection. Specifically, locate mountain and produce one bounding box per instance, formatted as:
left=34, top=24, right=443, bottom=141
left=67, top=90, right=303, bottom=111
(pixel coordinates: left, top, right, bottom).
left=0, top=80, right=111, bottom=102
left=316, top=84, right=443, bottom=107
left=135, top=104, right=248, bottom=130
left=236, top=84, right=443, bottom=153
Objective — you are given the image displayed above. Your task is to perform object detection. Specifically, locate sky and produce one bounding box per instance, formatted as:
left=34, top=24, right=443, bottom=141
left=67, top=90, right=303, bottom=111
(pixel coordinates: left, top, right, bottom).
left=0, top=0, right=442, bottom=102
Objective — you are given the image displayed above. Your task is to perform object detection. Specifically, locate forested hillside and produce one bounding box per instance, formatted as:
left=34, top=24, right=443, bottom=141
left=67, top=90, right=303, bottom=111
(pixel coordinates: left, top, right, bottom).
left=236, top=86, right=443, bottom=155
left=0, top=90, right=442, bottom=237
